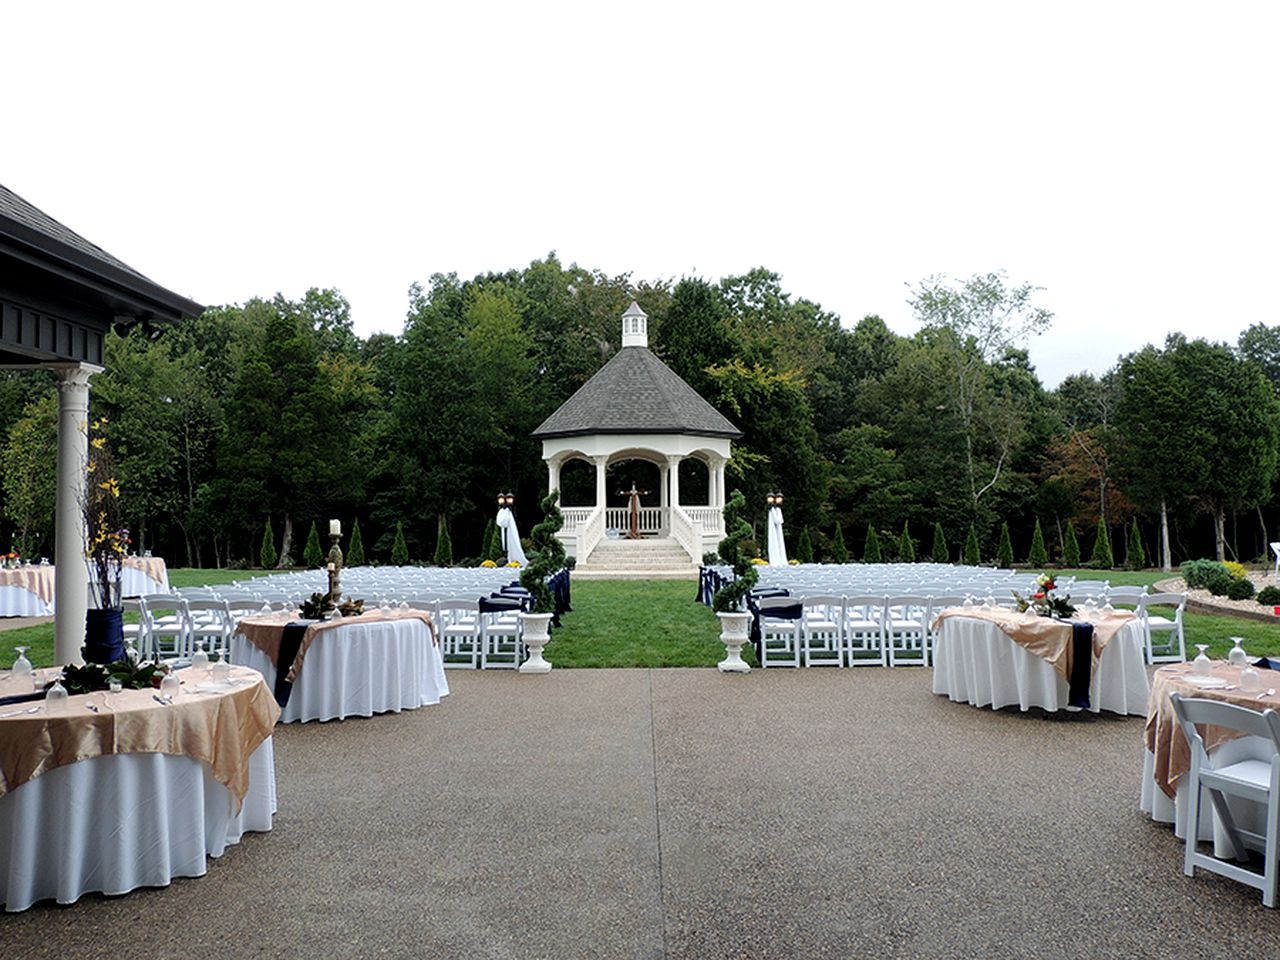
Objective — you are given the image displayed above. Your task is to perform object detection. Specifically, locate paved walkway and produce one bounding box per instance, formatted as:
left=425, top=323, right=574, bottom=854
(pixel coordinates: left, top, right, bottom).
left=0, top=616, right=51, bottom=633
left=3, top=668, right=1274, bottom=958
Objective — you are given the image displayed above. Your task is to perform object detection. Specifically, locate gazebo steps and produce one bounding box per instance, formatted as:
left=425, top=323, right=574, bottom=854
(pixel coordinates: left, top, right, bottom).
left=575, top=538, right=699, bottom=579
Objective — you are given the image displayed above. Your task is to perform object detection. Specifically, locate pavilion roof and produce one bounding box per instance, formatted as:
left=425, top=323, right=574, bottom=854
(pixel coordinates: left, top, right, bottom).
left=532, top=346, right=741, bottom=440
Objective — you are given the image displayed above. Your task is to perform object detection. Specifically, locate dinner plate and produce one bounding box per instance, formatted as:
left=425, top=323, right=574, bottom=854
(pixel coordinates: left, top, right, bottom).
left=1181, top=674, right=1229, bottom=689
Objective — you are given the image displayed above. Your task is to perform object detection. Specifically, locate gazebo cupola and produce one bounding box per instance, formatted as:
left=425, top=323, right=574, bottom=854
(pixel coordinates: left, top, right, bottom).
left=532, top=300, right=741, bottom=566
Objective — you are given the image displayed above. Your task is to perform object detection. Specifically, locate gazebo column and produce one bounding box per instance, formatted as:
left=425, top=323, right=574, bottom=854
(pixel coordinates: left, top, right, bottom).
left=593, top=456, right=608, bottom=510
left=547, top=457, right=561, bottom=495
left=667, top=455, right=682, bottom=510
left=52, top=364, right=98, bottom=666
left=658, top=463, right=669, bottom=533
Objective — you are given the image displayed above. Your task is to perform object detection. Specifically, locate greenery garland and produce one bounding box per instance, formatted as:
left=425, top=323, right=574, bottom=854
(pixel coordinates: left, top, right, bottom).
left=519, top=490, right=566, bottom=614
left=712, top=489, right=758, bottom=612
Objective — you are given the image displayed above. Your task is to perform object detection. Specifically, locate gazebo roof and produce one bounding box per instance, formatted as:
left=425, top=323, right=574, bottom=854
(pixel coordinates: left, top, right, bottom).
left=0, top=183, right=203, bottom=366
left=532, top=345, right=742, bottom=440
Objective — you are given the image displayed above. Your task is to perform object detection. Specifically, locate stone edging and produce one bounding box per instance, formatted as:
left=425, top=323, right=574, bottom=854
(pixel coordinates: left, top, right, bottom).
left=1154, top=578, right=1280, bottom=624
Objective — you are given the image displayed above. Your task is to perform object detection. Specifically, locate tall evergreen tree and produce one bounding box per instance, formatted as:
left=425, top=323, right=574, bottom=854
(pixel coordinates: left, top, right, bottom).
left=480, top=518, right=498, bottom=563
left=302, top=521, right=324, bottom=568
left=1063, top=523, right=1081, bottom=567
left=347, top=518, right=366, bottom=566
left=434, top=520, right=454, bottom=566
left=831, top=522, right=849, bottom=564
left=1027, top=518, right=1049, bottom=567
left=996, top=521, right=1014, bottom=568
left=899, top=521, right=916, bottom=562
left=963, top=524, right=981, bottom=566
left=930, top=521, right=949, bottom=563
left=1089, top=523, right=1114, bottom=569
left=1126, top=518, right=1146, bottom=570
left=863, top=524, right=882, bottom=563
left=796, top=526, right=814, bottom=563
left=390, top=522, right=409, bottom=565
left=259, top=517, right=277, bottom=570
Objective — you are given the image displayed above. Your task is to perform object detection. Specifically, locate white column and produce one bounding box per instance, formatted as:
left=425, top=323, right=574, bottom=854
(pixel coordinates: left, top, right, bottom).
left=51, top=364, right=99, bottom=667
left=547, top=458, right=561, bottom=495
left=594, top=456, right=608, bottom=509
left=667, top=455, right=682, bottom=509
left=658, top=464, right=670, bottom=533
left=716, top=460, right=727, bottom=508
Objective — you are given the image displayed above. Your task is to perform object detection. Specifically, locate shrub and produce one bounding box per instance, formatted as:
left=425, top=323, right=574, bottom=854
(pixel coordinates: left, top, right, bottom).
left=1226, top=577, right=1256, bottom=600
left=519, top=490, right=568, bottom=614
left=1089, top=523, right=1114, bottom=569
left=740, top=539, right=761, bottom=560
left=390, top=522, right=409, bottom=565
left=1027, top=518, right=1049, bottom=567
left=702, top=552, right=720, bottom=566
left=711, top=490, right=759, bottom=612
left=831, top=523, right=849, bottom=564
left=1125, top=518, right=1145, bottom=570
left=796, top=527, right=814, bottom=564
left=863, top=524, right=882, bottom=563
left=963, top=524, right=980, bottom=566
left=931, top=522, right=949, bottom=563
left=347, top=519, right=366, bottom=566
left=1180, top=559, right=1229, bottom=590
left=899, top=521, right=916, bottom=562
left=1062, top=523, right=1081, bottom=567
left=434, top=521, right=453, bottom=566
left=996, top=521, right=1014, bottom=569
left=1256, top=585, right=1280, bottom=606
left=302, top=521, right=324, bottom=568
left=1224, top=560, right=1249, bottom=580
left=480, top=519, right=498, bottom=562
left=1205, top=567, right=1233, bottom=596
left=259, top=518, right=278, bottom=570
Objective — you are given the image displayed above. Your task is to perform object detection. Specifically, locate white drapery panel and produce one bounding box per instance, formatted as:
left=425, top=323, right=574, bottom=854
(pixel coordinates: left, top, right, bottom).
left=767, top=507, right=787, bottom=566
left=496, top=508, right=528, bottom=566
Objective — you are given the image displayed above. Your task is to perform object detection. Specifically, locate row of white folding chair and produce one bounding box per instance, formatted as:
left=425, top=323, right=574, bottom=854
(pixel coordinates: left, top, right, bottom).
left=435, top=598, right=524, bottom=670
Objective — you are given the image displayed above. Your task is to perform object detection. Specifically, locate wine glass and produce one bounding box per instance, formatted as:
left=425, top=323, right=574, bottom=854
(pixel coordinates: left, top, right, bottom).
left=1193, top=643, right=1212, bottom=677
left=212, top=644, right=232, bottom=684
left=1227, top=637, right=1248, bottom=667
left=160, top=662, right=180, bottom=701
left=12, top=646, right=31, bottom=679
left=1241, top=663, right=1263, bottom=692
left=191, top=638, right=210, bottom=676
left=44, top=677, right=68, bottom=713
left=125, top=638, right=139, bottom=665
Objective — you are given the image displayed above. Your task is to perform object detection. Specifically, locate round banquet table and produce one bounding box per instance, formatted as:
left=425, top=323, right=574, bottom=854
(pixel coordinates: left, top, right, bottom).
left=931, top=610, right=1150, bottom=715
left=0, top=566, right=55, bottom=617
left=231, top=611, right=449, bottom=724
left=1139, top=661, right=1279, bottom=852
left=0, top=666, right=279, bottom=912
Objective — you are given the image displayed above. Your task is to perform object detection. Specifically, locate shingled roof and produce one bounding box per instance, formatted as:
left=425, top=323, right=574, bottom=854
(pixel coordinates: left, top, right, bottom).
left=533, top=346, right=742, bottom=440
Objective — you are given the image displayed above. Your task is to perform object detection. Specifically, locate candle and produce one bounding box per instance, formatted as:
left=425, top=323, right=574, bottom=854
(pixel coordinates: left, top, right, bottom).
left=327, top=562, right=335, bottom=571
left=330, top=519, right=341, bottom=536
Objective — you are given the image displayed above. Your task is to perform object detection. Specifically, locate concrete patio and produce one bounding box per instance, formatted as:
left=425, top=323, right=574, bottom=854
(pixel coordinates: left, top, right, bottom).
left=3, top=668, right=1272, bottom=958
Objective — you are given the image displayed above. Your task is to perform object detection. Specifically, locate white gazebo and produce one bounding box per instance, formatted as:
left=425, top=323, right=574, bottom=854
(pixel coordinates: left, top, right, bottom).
left=0, top=184, right=202, bottom=665
left=532, top=301, right=741, bottom=567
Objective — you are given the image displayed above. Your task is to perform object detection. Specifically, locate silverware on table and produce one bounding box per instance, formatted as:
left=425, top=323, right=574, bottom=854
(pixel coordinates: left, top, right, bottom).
left=0, top=706, right=41, bottom=718
left=1256, top=688, right=1276, bottom=700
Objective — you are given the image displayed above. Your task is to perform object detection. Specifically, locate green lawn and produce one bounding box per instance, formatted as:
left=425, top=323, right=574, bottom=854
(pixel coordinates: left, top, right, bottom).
left=6, top=567, right=1279, bottom=669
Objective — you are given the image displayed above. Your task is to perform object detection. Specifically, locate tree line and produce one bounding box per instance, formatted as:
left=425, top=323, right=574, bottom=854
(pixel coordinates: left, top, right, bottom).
left=1, top=256, right=1277, bottom=570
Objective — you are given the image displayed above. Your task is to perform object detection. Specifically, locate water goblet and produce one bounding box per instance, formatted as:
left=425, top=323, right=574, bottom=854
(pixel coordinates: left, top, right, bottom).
left=212, top=648, right=232, bottom=684
left=44, top=677, right=69, bottom=714
left=1227, top=637, right=1248, bottom=667
left=108, top=678, right=123, bottom=702
left=1193, top=643, right=1212, bottom=677
left=12, top=646, right=32, bottom=679
left=398, top=600, right=410, bottom=613
left=191, top=638, right=210, bottom=676
left=160, top=664, right=180, bottom=701
left=1241, top=664, right=1263, bottom=692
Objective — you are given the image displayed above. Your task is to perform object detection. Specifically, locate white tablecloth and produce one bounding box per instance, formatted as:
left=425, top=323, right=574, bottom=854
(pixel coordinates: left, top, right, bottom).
left=932, top=615, right=1149, bottom=714
left=121, top=563, right=170, bottom=597
left=0, top=738, right=275, bottom=912
left=0, top=585, right=52, bottom=617
left=231, top=617, right=449, bottom=723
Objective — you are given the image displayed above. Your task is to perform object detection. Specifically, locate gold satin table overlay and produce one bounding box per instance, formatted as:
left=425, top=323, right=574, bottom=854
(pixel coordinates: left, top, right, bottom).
left=235, top=608, right=439, bottom=683
left=1145, top=661, right=1280, bottom=800
left=0, top=667, right=280, bottom=806
left=0, top=566, right=56, bottom=606
left=932, top=607, right=1137, bottom=683
left=123, top=555, right=168, bottom=584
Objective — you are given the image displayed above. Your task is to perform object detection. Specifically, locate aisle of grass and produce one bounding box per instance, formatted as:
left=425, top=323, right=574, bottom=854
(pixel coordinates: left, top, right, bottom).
left=548, top=580, right=728, bottom=668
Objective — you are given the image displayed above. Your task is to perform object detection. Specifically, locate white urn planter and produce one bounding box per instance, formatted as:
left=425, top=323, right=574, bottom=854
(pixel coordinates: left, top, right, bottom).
left=716, top=611, right=752, bottom=673
left=518, top=612, right=554, bottom=674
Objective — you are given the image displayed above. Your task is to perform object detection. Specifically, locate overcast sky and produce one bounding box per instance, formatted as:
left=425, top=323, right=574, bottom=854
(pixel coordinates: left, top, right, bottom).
left=7, top=2, right=1276, bottom=386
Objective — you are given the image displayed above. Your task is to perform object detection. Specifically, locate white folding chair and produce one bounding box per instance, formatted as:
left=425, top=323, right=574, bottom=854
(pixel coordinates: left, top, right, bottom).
left=924, top=595, right=966, bottom=664
left=800, top=595, right=844, bottom=667
left=186, top=598, right=233, bottom=660
left=1170, top=693, right=1280, bottom=907
left=842, top=595, right=887, bottom=667
left=757, top=596, right=802, bottom=668
left=884, top=595, right=929, bottom=667
left=1104, top=584, right=1148, bottom=606
left=1139, top=592, right=1187, bottom=663
left=437, top=599, right=481, bottom=669
left=481, top=602, right=524, bottom=669
left=139, top=594, right=192, bottom=661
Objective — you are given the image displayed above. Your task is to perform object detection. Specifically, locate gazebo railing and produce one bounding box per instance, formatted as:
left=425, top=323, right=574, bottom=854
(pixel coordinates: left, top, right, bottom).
left=682, top=506, right=723, bottom=536
left=604, top=506, right=664, bottom=535
left=668, top=506, right=702, bottom=565
left=579, top=505, right=606, bottom=561
left=561, top=507, right=594, bottom=534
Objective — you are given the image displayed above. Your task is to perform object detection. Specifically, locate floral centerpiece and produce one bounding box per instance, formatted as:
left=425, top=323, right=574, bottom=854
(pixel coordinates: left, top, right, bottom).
left=1014, top=573, right=1076, bottom=619
left=82, top=419, right=130, bottom=663
left=3, top=551, right=19, bottom=569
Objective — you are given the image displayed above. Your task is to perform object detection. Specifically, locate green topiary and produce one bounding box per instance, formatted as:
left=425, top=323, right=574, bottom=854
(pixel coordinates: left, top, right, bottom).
left=302, top=521, right=324, bottom=568
left=259, top=517, right=278, bottom=570
left=1125, top=518, right=1145, bottom=570
left=480, top=519, right=498, bottom=563
left=1226, top=577, right=1256, bottom=600
left=390, top=522, right=409, bottom=565
left=796, top=526, right=814, bottom=564
left=863, top=524, right=882, bottom=563
left=996, top=521, right=1014, bottom=569
left=1063, top=523, right=1081, bottom=567
left=1256, top=585, right=1280, bottom=606
left=963, top=524, right=981, bottom=566
left=1089, top=523, right=1114, bottom=569
left=347, top=518, right=365, bottom=566
left=931, top=522, right=949, bottom=563
left=519, top=490, right=568, bottom=614
left=1027, top=518, right=1049, bottom=567
left=831, top=522, right=849, bottom=564
left=899, top=521, right=916, bottom=562
left=433, top=521, right=453, bottom=566
left=711, top=489, right=759, bottom=612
